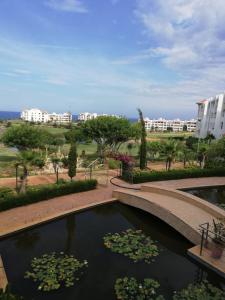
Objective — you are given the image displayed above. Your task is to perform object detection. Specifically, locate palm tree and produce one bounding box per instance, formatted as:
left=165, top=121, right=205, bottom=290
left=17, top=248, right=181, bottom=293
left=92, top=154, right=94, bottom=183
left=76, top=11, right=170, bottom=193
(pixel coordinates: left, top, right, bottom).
left=162, top=139, right=181, bottom=171
left=15, top=151, right=45, bottom=193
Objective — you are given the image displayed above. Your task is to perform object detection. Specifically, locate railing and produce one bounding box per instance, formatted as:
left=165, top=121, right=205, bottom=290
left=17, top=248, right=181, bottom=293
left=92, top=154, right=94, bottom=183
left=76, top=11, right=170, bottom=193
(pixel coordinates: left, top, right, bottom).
left=199, top=221, right=225, bottom=257
left=85, top=158, right=109, bottom=186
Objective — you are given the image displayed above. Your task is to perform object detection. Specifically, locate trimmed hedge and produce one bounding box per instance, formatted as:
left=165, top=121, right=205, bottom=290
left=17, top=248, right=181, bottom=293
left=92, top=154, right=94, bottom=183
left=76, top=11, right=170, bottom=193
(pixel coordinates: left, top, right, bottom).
left=0, top=179, right=97, bottom=212
left=123, top=168, right=225, bottom=184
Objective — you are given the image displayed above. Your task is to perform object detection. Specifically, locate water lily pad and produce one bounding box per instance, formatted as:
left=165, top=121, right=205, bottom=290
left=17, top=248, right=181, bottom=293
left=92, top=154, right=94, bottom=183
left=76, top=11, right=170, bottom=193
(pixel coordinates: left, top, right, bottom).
left=103, top=229, right=159, bottom=263
left=25, top=252, right=88, bottom=292
left=115, top=277, right=165, bottom=300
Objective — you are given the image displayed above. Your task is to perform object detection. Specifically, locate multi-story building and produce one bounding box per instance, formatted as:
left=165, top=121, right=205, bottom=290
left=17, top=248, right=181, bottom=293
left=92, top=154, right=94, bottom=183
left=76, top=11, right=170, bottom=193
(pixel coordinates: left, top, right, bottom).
left=21, top=108, right=49, bottom=123
left=78, top=112, right=98, bottom=122
left=49, top=112, right=72, bottom=124
left=21, top=109, right=72, bottom=124
left=78, top=112, right=121, bottom=122
left=196, top=93, right=225, bottom=139
left=144, top=117, right=196, bottom=132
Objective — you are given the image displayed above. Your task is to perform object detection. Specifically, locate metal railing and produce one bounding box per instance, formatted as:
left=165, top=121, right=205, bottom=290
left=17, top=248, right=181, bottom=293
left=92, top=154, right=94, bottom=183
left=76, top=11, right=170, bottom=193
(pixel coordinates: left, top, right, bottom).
left=85, top=158, right=109, bottom=186
left=199, top=221, right=225, bottom=256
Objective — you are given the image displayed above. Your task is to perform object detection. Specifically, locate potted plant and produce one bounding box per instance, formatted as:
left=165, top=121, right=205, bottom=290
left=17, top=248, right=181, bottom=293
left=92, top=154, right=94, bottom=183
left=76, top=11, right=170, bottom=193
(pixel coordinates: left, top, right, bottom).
left=211, top=219, right=225, bottom=259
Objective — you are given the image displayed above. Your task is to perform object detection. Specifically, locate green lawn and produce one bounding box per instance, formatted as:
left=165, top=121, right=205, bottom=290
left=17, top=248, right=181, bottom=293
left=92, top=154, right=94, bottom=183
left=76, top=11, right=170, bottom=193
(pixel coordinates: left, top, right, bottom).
left=147, top=131, right=193, bottom=139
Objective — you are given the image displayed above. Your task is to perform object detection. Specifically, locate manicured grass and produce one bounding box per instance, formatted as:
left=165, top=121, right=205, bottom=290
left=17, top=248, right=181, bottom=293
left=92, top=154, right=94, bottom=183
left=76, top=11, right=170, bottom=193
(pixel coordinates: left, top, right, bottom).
left=147, top=131, right=193, bottom=140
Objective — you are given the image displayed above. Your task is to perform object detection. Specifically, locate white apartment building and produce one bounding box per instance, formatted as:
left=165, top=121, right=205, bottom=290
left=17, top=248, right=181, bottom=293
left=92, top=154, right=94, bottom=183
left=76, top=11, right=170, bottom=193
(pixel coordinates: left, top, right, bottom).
left=78, top=112, right=98, bottom=122
left=21, top=109, right=72, bottom=124
left=196, top=93, right=225, bottom=139
left=78, top=112, right=121, bottom=122
left=144, top=117, right=196, bottom=132
left=21, top=109, right=49, bottom=123
left=49, top=112, right=72, bottom=124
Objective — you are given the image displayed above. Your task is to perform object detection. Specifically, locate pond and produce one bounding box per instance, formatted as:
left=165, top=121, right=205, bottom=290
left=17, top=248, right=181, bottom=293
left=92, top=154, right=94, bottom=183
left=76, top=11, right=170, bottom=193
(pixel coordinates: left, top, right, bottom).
left=185, top=186, right=225, bottom=207
left=0, top=202, right=224, bottom=299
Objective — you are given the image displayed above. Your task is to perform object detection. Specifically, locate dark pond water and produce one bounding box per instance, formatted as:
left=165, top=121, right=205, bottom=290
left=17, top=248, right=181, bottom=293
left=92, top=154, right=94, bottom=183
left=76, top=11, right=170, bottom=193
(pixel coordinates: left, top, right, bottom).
left=186, top=186, right=225, bottom=207
left=0, top=203, right=224, bottom=300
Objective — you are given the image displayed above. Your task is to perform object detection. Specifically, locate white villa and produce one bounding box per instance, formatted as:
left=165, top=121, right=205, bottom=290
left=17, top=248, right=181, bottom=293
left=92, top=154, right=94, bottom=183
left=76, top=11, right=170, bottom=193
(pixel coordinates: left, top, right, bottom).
left=144, top=117, right=196, bottom=132
left=196, top=93, right=225, bottom=139
left=21, top=108, right=72, bottom=124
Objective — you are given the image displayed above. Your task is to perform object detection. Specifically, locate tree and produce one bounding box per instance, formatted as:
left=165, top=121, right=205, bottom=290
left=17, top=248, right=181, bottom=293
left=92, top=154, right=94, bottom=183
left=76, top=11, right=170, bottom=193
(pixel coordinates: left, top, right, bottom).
left=2, top=124, right=48, bottom=150
left=146, top=141, right=162, bottom=160
left=81, top=116, right=135, bottom=157
left=2, top=124, right=48, bottom=193
left=197, top=143, right=209, bottom=169
left=137, top=108, right=147, bottom=170
left=162, top=139, right=181, bottom=171
left=68, top=143, right=77, bottom=181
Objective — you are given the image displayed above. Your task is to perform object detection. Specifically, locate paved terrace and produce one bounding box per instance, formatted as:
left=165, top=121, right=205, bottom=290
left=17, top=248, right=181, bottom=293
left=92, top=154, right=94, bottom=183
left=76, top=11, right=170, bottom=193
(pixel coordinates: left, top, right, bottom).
left=0, top=176, right=225, bottom=238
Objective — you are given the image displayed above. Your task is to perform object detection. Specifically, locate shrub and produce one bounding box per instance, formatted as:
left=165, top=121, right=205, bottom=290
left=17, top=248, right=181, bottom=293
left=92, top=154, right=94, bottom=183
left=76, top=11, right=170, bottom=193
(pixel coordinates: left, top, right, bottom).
left=0, top=179, right=97, bottom=212
left=124, top=168, right=225, bottom=184
left=0, top=187, right=15, bottom=200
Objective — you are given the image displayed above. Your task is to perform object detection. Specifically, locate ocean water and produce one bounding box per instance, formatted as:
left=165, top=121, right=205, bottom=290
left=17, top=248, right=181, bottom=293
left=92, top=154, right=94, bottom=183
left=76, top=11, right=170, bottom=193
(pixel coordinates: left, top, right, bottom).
left=0, top=111, right=20, bottom=120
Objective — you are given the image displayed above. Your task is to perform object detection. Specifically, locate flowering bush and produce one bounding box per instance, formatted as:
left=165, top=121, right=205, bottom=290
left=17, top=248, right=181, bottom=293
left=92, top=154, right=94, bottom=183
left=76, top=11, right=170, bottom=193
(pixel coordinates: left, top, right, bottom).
left=114, top=154, right=134, bottom=177
left=114, top=153, right=133, bottom=165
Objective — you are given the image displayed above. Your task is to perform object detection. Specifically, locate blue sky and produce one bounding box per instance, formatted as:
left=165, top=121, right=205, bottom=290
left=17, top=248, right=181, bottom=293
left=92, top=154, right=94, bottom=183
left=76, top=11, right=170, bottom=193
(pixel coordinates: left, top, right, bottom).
left=0, top=0, right=225, bottom=118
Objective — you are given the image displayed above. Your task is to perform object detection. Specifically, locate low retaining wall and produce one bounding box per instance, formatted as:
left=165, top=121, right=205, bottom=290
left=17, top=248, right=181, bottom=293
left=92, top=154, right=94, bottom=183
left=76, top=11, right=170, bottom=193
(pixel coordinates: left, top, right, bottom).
left=141, top=185, right=225, bottom=219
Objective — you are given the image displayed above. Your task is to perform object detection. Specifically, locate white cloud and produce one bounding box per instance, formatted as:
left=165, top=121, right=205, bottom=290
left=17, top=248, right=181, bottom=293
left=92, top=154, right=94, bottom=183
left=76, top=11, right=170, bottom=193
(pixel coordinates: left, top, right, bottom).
left=45, top=0, right=88, bottom=13
left=135, top=0, right=225, bottom=70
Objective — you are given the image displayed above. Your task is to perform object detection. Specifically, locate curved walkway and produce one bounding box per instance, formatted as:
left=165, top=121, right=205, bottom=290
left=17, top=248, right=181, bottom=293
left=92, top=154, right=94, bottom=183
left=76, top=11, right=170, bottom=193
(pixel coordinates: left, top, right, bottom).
left=113, top=183, right=225, bottom=245
left=0, top=177, right=225, bottom=239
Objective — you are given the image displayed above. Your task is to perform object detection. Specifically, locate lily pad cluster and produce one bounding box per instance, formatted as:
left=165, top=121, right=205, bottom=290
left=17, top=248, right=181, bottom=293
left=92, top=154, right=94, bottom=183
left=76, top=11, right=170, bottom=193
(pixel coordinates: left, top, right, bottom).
left=115, top=277, right=165, bottom=300
left=173, top=281, right=225, bottom=300
left=103, top=229, right=159, bottom=263
left=25, top=252, right=88, bottom=291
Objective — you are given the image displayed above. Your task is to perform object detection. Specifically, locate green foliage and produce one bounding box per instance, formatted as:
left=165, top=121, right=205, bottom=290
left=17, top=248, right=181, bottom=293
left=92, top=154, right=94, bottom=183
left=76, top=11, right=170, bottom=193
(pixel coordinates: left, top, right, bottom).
left=68, top=143, right=77, bottom=181
left=81, top=116, right=135, bottom=156
left=0, top=187, right=15, bottom=200
left=173, top=281, right=225, bottom=299
left=0, top=179, right=97, bottom=212
left=146, top=141, right=162, bottom=160
left=115, top=277, right=164, bottom=300
left=2, top=124, right=49, bottom=150
left=161, top=139, right=182, bottom=171
left=103, top=229, right=159, bottom=263
left=0, top=285, right=23, bottom=300
left=137, top=109, right=147, bottom=170
left=126, top=168, right=225, bottom=184
left=25, top=252, right=88, bottom=291
left=108, top=159, right=120, bottom=169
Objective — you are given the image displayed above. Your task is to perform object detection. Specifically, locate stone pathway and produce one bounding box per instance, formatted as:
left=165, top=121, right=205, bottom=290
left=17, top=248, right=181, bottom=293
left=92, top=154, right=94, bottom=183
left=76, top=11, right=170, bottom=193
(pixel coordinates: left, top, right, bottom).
left=0, top=176, right=225, bottom=238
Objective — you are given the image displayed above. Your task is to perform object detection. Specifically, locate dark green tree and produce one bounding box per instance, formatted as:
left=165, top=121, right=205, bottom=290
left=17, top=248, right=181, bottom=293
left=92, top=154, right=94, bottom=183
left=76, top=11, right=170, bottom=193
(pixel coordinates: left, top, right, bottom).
left=81, top=116, right=136, bottom=157
left=68, top=143, right=77, bottom=181
left=137, top=108, right=147, bottom=170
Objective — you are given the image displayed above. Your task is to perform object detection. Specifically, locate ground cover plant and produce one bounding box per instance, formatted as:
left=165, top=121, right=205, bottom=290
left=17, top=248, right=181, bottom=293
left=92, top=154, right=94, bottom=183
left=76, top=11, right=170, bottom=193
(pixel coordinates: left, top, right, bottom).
left=103, top=229, right=159, bottom=263
left=115, top=277, right=164, bottom=300
left=173, top=280, right=225, bottom=299
left=25, top=252, right=88, bottom=291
